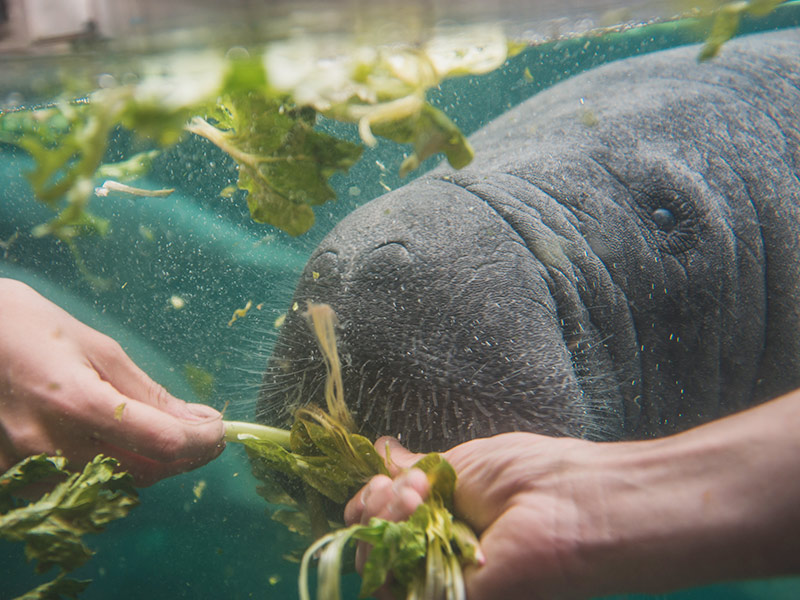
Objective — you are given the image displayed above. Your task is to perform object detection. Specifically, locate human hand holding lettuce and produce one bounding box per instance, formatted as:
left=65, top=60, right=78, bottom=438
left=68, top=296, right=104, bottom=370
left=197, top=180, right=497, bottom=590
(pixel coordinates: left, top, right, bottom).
left=350, top=396, right=800, bottom=600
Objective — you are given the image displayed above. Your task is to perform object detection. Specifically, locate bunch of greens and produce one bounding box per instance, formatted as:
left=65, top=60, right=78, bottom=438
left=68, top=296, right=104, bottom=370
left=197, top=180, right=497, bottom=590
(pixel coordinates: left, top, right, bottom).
left=224, top=303, right=482, bottom=600
left=0, top=454, right=139, bottom=600
left=0, top=26, right=513, bottom=254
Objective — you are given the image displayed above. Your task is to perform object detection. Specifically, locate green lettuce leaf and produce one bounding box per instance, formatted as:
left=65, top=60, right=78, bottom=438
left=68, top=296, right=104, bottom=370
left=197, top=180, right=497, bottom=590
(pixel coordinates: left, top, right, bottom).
left=699, top=0, right=784, bottom=60
left=13, top=574, right=90, bottom=600
left=186, top=58, right=363, bottom=236
left=0, top=454, right=139, bottom=573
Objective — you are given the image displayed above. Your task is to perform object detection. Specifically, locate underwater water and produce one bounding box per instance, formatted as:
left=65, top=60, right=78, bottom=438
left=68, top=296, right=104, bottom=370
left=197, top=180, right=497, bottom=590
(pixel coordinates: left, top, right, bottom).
left=2, top=1, right=800, bottom=598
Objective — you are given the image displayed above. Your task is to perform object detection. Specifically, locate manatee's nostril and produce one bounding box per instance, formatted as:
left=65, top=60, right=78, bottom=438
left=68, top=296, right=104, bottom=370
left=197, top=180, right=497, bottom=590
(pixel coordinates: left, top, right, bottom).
left=305, top=250, right=341, bottom=282
left=368, top=241, right=412, bottom=264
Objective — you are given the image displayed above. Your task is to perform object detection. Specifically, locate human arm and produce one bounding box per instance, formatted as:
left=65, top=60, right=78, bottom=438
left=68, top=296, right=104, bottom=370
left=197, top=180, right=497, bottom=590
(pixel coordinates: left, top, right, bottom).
left=345, top=390, right=800, bottom=599
left=0, top=278, right=224, bottom=486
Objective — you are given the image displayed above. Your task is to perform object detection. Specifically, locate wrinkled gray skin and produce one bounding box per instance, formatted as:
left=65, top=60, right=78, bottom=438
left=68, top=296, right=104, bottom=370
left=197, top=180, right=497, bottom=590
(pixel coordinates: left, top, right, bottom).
left=257, top=29, right=800, bottom=452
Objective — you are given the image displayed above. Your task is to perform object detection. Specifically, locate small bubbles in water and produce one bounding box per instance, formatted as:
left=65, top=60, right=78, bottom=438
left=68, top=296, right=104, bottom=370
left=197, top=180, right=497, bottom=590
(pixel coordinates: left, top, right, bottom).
left=226, top=46, right=250, bottom=60
left=97, top=73, right=117, bottom=89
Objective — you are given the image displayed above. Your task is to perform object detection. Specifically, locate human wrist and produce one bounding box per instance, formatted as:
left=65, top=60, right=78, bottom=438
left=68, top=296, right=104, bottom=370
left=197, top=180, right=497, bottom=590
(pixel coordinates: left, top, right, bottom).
left=570, top=403, right=800, bottom=596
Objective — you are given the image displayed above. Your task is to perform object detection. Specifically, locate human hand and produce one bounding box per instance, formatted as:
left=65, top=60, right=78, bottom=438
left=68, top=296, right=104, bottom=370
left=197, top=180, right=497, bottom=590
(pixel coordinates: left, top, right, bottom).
left=344, top=432, right=599, bottom=600
left=346, top=387, right=800, bottom=600
left=0, top=278, right=224, bottom=486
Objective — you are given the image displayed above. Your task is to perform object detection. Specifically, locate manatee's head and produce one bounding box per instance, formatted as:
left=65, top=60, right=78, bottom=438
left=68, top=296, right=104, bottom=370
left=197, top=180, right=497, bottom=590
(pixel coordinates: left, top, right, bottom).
left=256, top=175, right=629, bottom=452
left=256, top=38, right=783, bottom=450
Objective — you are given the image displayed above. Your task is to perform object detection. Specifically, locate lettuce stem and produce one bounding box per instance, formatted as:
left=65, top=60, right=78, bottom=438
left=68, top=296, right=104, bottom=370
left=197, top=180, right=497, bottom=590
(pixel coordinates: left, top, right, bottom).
left=222, top=420, right=292, bottom=448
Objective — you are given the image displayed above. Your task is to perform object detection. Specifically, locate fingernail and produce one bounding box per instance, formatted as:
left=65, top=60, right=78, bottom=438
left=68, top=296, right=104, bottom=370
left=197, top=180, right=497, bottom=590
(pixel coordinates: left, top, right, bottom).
left=360, top=479, right=375, bottom=507
left=475, top=545, right=486, bottom=566
left=183, top=403, right=221, bottom=422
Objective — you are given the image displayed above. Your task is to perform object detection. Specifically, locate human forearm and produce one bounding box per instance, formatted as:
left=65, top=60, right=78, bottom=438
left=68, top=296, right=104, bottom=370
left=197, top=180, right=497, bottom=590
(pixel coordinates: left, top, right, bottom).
left=574, top=391, right=800, bottom=596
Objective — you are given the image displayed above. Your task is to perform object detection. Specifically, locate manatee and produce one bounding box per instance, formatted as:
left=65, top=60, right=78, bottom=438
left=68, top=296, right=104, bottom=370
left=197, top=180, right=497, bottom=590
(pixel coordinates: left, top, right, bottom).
left=257, top=29, right=800, bottom=452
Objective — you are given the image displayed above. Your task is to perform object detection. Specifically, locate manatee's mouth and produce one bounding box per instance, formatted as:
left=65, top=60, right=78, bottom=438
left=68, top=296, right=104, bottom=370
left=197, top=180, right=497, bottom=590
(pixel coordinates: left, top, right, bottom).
left=258, top=312, right=605, bottom=452
left=256, top=176, right=630, bottom=451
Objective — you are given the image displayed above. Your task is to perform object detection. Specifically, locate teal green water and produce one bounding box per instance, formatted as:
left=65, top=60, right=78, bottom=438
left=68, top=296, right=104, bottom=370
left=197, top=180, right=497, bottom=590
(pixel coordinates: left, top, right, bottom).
left=3, top=7, right=800, bottom=599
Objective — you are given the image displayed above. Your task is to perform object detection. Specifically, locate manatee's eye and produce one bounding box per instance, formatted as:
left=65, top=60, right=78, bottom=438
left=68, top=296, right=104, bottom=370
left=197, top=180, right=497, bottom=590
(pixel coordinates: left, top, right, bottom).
left=651, top=207, right=676, bottom=232
left=634, top=186, right=700, bottom=254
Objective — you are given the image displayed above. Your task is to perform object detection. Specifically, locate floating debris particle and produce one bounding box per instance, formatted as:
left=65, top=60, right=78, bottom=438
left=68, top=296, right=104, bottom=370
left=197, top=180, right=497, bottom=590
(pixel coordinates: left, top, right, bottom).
left=219, top=184, right=237, bottom=198
left=274, top=313, right=287, bottom=328
left=184, top=364, right=215, bottom=402
left=95, top=180, right=175, bottom=198
left=312, top=271, right=320, bottom=280
left=193, top=480, right=207, bottom=500
left=114, top=403, right=126, bottom=422
left=0, top=231, right=19, bottom=257
left=580, top=109, right=599, bottom=127
left=268, top=574, right=281, bottom=585
left=170, top=295, right=186, bottom=310
left=228, top=300, right=253, bottom=326
left=523, top=66, right=534, bottom=82
left=139, top=225, right=155, bottom=241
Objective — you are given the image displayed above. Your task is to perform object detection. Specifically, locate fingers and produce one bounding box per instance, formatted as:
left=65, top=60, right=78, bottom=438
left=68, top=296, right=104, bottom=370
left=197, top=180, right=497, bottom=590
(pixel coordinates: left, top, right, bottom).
left=345, top=469, right=430, bottom=572
left=83, top=330, right=216, bottom=422
left=64, top=373, right=224, bottom=466
left=345, top=463, right=430, bottom=526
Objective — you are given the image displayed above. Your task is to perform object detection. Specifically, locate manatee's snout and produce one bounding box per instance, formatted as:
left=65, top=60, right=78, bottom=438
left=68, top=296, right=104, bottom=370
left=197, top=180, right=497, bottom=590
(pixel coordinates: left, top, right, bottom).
left=257, top=178, right=624, bottom=452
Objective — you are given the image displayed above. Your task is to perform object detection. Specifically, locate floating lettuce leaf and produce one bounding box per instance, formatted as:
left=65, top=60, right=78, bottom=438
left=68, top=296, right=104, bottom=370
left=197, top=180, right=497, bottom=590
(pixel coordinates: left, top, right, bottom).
left=1, top=454, right=139, bottom=600
left=699, top=0, right=784, bottom=60
left=264, top=26, right=509, bottom=174
left=372, top=102, right=474, bottom=178
left=0, top=454, right=139, bottom=573
left=184, top=56, right=362, bottom=235
left=183, top=363, right=216, bottom=402
left=0, top=26, right=514, bottom=252
left=13, top=574, right=90, bottom=600
left=94, top=149, right=161, bottom=181
left=0, top=102, right=110, bottom=239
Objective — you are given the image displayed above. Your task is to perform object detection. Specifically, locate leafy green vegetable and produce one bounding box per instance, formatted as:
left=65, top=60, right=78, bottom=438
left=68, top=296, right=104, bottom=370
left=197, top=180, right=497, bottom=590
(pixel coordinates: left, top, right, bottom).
left=294, top=454, right=481, bottom=600
left=186, top=59, right=363, bottom=235
left=0, top=26, right=513, bottom=256
left=1, top=454, right=139, bottom=600
left=373, top=103, right=473, bottom=178
left=224, top=303, right=482, bottom=599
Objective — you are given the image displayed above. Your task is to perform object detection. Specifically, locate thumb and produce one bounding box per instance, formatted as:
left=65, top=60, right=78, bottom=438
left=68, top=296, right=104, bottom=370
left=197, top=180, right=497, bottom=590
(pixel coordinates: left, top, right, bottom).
left=374, top=436, right=425, bottom=476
